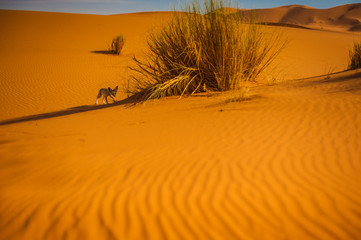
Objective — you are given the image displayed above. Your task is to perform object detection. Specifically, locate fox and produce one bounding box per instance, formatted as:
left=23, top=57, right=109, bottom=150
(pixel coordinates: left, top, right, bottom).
left=95, top=86, right=118, bottom=105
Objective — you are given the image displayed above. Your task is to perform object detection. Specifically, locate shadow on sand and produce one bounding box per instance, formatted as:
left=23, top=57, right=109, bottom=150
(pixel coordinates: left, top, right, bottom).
left=90, top=50, right=116, bottom=55
left=0, top=95, right=141, bottom=126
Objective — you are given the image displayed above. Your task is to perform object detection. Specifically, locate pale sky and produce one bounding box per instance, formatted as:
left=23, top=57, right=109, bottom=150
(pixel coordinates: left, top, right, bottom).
left=0, top=0, right=360, bottom=15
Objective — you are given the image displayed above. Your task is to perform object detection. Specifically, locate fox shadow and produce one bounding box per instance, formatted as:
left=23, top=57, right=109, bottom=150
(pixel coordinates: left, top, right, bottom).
left=0, top=94, right=141, bottom=126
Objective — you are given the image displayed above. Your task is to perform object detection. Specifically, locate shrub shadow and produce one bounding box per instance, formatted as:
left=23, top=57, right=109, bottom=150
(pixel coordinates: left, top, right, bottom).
left=91, top=50, right=115, bottom=55
left=0, top=95, right=141, bottom=126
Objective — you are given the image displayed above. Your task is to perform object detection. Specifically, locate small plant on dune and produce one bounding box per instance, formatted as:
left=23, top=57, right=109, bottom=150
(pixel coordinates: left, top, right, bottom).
left=348, top=41, right=361, bottom=70
left=129, top=0, right=285, bottom=100
left=111, top=35, right=125, bottom=55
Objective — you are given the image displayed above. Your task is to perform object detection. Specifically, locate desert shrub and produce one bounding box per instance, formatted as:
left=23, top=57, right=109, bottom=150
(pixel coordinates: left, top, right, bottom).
left=111, top=35, right=125, bottom=55
left=130, top=0, right=285, bottom=100
left=348, top=41, right=361, bottom=70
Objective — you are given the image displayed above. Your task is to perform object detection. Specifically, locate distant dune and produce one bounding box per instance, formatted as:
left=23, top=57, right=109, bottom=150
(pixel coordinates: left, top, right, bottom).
left=238, top=3, right=361, bottom=32
left=1, top=5, right=361, bottom=240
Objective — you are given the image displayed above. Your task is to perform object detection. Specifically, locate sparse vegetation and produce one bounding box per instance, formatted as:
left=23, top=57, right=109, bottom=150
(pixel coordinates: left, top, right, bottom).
left=348, top=41, right=361, bottom=70
left=129, top=0, right=285, bottom=100
left=111, top=35, right=125, bottom=55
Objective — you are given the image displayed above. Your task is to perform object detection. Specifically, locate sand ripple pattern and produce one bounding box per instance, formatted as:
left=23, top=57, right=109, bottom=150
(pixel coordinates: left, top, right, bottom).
left=1, top=73, right=361, bottom=239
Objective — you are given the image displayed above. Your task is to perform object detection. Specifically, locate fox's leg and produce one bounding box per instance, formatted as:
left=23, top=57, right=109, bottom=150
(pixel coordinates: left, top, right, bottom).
left=105, top=97, right=109, bottom=104
left=95, top=90, right=102, bottom=105
left=110, top=96, right=116, bottom=103
left=102, top=96, right=106, bottom=104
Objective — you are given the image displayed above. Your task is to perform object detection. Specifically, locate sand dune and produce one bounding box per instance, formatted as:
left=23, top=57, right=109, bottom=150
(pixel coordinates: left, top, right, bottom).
left=0, top=10, right=171, bottom=121
left=1, top=6, right=361, bottom=240
left=0, top=9, right=359, bottom=121
left=239, top=3, right=361, bottom=32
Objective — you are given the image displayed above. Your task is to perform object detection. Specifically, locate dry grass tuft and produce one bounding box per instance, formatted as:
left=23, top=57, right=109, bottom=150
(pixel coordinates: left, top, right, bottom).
left=111, top=35, right=125, bottom=55
left=348, top=41, right=361, bottom=70
left=129, top=0, right=285, bottom=100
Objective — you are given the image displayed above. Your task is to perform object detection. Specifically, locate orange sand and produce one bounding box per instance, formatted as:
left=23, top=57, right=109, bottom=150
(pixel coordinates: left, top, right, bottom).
left=1, top=6, right=361, bottom=240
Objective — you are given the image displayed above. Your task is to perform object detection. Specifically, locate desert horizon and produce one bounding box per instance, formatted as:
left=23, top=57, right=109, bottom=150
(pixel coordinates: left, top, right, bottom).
left=1, top=1, right=361, bottom=239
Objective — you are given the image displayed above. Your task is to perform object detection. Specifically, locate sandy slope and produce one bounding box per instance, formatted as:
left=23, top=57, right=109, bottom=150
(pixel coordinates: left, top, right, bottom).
left=0, top=10, right=171, bottom=121
left=1, top=7, right=361, bottom=240
left=0, top=10, right=359, bottom=120
left=1, top=70, right=361, bottom=240
left=0, top=9, right=359, bottom=121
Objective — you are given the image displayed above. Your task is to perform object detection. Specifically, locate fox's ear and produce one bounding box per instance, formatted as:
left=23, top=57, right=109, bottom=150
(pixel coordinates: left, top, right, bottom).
left=114, top=86, right=118, bottom=91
